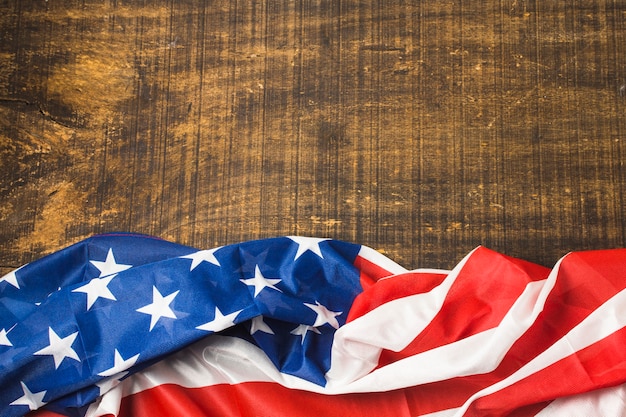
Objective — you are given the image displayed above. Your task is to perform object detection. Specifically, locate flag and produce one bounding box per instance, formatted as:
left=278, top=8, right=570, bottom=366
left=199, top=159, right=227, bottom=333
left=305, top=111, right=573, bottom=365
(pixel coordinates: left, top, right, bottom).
left=1, top=234, right=626, bottom=417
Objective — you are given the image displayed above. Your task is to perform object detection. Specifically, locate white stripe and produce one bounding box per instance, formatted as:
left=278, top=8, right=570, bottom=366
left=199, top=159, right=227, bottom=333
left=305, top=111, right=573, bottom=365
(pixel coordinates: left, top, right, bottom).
left=357, top=245, right=408, bottom=275
left=410, top=267, right=452, bottom=275
left=453, top=255, right=626, bottom=416
left=378, top=268, right=452, bottom=281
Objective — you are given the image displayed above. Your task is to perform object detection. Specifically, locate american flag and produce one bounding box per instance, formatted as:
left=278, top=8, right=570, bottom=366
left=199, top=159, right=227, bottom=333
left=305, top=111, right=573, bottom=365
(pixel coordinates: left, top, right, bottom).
left=1, top=233, right=626, bottom=417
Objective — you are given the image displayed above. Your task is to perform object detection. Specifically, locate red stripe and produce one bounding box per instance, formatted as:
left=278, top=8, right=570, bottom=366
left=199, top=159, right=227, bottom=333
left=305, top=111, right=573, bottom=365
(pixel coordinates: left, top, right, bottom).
left=116, top=382, right=416, bottom=417
left=353, top=255, right=395, bottom=289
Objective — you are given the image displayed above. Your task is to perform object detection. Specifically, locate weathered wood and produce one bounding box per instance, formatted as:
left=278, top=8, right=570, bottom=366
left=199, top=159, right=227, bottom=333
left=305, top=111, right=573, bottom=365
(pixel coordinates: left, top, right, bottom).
left=1, top=0, right=625, bottom=273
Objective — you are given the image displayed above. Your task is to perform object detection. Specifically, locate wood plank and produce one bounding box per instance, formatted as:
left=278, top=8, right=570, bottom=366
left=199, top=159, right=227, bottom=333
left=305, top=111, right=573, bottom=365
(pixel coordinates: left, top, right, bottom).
left=1, top=0, right=625, bottom=273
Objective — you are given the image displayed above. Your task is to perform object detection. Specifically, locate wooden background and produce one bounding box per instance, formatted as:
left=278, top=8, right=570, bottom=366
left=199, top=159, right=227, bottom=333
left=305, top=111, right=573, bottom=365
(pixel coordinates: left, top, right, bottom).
left=1, top=0, right=625, bottom=274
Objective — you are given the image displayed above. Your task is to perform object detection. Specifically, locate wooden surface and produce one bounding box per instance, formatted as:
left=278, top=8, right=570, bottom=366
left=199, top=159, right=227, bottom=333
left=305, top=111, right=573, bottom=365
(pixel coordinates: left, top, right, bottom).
left=1, top=0, right=625, bottom=274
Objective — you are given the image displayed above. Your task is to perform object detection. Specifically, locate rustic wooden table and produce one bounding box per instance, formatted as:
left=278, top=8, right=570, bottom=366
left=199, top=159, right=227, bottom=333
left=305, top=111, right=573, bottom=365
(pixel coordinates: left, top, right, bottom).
left=1, top=0, right=625, bottom=274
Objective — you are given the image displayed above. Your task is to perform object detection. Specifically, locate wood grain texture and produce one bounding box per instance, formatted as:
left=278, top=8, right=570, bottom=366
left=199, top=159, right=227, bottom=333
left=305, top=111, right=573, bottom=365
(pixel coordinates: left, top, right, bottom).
left=1, top=0, right=625, bottom=273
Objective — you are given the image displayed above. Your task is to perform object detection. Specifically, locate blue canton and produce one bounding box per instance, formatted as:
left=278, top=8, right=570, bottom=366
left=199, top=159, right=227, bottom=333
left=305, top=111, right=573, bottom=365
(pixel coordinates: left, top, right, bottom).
left=0, top=234, right=362, bottom=417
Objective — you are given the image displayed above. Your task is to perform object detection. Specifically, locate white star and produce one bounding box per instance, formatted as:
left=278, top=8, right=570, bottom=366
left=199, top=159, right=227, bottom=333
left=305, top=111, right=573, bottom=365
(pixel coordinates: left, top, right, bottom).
left=250, top=316, right=274, bottom=335
left=72, top=275, right=117, bottom=310
left=33, top=327, right=80, bottom=369
left=136, top=286, right=180, bottom=331
left=98, top=349, right=140, bottom=377
left=10, top=381, right=47, bottom=411
left=180, top=248, right=221, bottom=271
left=0, top=265, right=25, bottom=289
left=290, top=324, right=321, bottom=344
left=90, top=249, right=132, bottom=277
left=0, top=328, right=12, bottom=347
left=196, top=306, right=242, bottom=332
left=304, top=301, right=342, bottom=329
left=287, top=236, right=330, bottom=260
left=95, top=374, right=124, bottom=396
left=240, top=265, right=282, bottom=297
